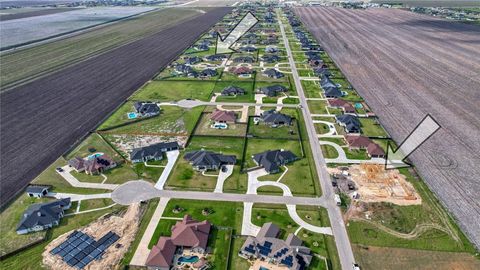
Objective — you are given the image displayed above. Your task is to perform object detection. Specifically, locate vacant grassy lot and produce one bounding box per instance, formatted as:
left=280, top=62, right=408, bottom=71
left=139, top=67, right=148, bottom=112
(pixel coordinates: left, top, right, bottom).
left=1, top=8, right=206, bottom=89
left=302, top=81, right=322, bottom=98
left=79, top=198, right=115, bottom=211
left=352, top=245, right=480, bottom=270
left=320, top=144, right=339, bottom=159
left=167, top=136, right=246, bottom=192
left=359, top=117, right=389, bottom=137
left=131, top=80, right=216, bottom=102
left=308, top=100, right=329, bottom=114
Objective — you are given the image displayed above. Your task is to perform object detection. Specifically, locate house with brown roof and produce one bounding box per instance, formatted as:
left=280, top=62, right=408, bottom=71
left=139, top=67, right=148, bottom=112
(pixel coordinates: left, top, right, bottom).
left=68, top=154, right=117, bottom=175
left=367, top=143, right=385, bottom=158
left=146, top=215, right=212, bottom=270
left=229, top=66, right=253, bottom=76
left=210, top=109, right=236, bottom=123
left=328, top=99, right=356, bottom=114
left=344, top=135, right=385, bottom=158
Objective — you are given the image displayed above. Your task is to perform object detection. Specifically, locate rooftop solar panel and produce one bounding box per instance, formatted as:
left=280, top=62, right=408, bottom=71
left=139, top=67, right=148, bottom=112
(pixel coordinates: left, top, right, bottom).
left=58, top=249, right=68, bottom=257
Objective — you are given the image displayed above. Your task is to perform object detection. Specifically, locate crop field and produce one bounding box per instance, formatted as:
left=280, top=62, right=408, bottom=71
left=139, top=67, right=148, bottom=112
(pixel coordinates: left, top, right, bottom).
left=0, top=7, right=232, bottom=207
left=0, top=6, right=156, bottom=49
left=0, top=7, right=77, bottom=21
left=0, top=7, right=207, bottom=89
left=296, top=6, right=480, bottom=248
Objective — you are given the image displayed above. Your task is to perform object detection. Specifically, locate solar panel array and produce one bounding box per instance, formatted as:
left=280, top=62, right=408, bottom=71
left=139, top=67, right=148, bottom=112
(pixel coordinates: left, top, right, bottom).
left=50, top=230, right=119, bottom=269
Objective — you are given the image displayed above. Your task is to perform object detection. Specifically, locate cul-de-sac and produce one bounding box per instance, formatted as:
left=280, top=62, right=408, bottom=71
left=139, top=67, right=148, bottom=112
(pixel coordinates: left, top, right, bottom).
left=1, top=1, right=479, bottom=270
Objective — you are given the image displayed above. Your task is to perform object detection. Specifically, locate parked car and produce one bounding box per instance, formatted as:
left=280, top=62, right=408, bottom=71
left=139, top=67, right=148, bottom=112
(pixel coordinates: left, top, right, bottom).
left=56, top=167, right=64, bottom=172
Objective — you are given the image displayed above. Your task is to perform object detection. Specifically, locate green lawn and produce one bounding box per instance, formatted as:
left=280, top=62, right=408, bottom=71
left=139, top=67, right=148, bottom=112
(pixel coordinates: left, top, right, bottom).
left=213, top=81, right=255, bottom=103
left=166, top=136, right=246, bottom=192
left=97, top=101, right=138, bottom=130
left=302, top=81, right=322, bottom=98
left=343, top=148, right=369, bottom=160
left=131, top=80, right=216, bottom=102
left=314, top=123, right=330, bottom=134
left=320, top=144, right=339, bottom=159
left=244, top=138, right=303, bottom=168
left=308, top=100, right=329, bottom=114
left=228, top=236, right=251, bottom=270
left=65, top=133, right=123, bottom=162
left=79, top=198, right=115, bottom=211
left=71, top=163, right=138, bottom=185
left=248, top=117, right=299, bottom=139
left=133, top=159, right=166, bottom=182
left=359, top=117, right=389, bottom=137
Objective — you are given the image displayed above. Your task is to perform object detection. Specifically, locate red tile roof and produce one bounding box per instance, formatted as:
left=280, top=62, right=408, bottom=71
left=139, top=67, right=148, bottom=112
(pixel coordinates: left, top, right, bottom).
left=145, top=238, right=176, bottom=268
left=345, top=135, right=372, bottom=149
left=367, top=143, right=385, bottom=157
left=210, top=109, right=236, bottom=123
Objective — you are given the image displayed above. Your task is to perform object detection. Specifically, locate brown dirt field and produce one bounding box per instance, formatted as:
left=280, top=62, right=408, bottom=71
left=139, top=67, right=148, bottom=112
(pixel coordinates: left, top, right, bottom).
left=295, top=6, right=480, bottom=248
left=353, top=244, right=480, bottom=270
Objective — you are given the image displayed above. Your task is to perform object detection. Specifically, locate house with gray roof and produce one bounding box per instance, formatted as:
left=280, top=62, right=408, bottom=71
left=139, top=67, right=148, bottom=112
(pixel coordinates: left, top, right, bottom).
left=261, top=54, right=281, bottom=63
left=16, top=198, right=71, bottom=234
left=263, top=68, right=284, bottom=79
left=259, top=110, right=292, bottom=127
left=130, top=142, right=179, bottom=164
left=335, top=114, right=361, bottom=133
left=134, top=102, right=160, bottom=117
left=239, top=222, right=312, bottom=270
left=239, top=46, right=257, bottom=52
left=233, top=56, right=254, bottom=63
left=184, top=150, right=236, bottom=171
left=205, top=54, right=227, bottom=61
left=25, top=185, right=51, bottom=198
left=199, top=68, right=218, bottom=78
left=175, top=64, right=198, bottom=77
left=258, top=84, right=287, bottom=97
left=252, top=149, right=298, bottom=174
left=221, top=85, right=246, bottom=96
left=184, top=56, right=202, bottom=65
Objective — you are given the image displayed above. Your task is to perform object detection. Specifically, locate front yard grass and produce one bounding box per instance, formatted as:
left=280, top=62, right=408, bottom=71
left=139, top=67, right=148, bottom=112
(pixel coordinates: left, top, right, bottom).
left=321, top=144, right=339, bottom=159
left=213, top=81, right=255, bottom=103
left=79, top=198, right=115, bottom=211
left=71, top=163, right=138, bottom=185
left=301, top=80, right=322, bottom=98
left=314, top=123, right=330, bottom=134
left=359, top=117, right=389, bottom=137
left=131, top=80, right=216, bottom=102
left=166, top=136, right=246, bottom=192
left=308, top=100, right=329, bottom=114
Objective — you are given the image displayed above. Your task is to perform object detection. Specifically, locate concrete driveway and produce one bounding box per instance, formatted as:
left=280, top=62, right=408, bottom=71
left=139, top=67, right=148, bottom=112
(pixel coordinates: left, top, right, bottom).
left=214, top=164, right=234, bottom=193
left=154, top=150, right=179, bottom=190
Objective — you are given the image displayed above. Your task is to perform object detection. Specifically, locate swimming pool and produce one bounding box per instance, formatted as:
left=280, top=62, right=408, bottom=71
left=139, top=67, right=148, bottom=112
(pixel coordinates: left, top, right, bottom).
left=127, top=112, right=138, bottom=119
left=178, top=255, right=199, bottom=263
left=354, top=103, right=363, bottom=109
left=259, top=267, right=270, bottom=270
left=87, top=153, right=104, bottom=160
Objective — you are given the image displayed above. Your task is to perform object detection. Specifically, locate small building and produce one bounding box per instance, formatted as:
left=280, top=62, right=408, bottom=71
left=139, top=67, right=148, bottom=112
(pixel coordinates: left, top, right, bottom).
left=259, top=110, right=292, bottom=127
left=184, top=56, right=202, bottom=65
left=262, top=68, right=284, bottom=79
left=239, top=223, right=312, bottom=270
left=130, top=142, right=179, bottom=163
left=210, top=109, right=236, bottom=123
left=16, top=198, right=71, bottom=234
left=184, top=150, right=236, bottom=171
left=258, top=84, right=287, bottom=97
left=25, top=185, right=51, bottom=198
left=134, top=101, right=160, bottom=117
left=335, top=114, right=361, bottom=134
left=252, top=149, right=298, bottom=174
left=146, top=215, right=212, bottom=270
left=221, top=85, right=245, bottom=96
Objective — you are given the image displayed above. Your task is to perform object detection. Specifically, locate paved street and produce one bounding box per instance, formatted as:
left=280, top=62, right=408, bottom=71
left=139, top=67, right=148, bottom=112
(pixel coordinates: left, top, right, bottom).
left=160, top=99, right=299, bottom=109
left=277, top=11, right=356, bottom=269
left=111, top=180, right=327, bottom=207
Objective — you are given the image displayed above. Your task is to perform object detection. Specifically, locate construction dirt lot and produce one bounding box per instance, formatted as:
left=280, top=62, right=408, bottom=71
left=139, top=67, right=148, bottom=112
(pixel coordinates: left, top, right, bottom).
left=353, top=244, right=480, bottom=270
left=296, top=6, right=480, bottom=248
left=0, top=7, right=231, bottom=207
left=43, top=204, right=140, bottom=270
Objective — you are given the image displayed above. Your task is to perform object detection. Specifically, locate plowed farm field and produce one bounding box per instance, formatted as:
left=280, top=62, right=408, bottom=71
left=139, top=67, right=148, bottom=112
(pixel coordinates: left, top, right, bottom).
left=0, top=7, right=231, bottom=206
left=295, top=7, right=480, bottom=248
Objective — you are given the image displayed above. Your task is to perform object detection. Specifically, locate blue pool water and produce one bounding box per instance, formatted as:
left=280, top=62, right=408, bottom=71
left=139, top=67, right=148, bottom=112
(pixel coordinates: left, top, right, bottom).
left=260, top=267, right=270, bottom=270
left=178, top=256, right=199, bottom=263
left=127, top=112, right=138, bottom=119
left=354, top=103, right=363, bottom=109
left=87, top=153, right=103, bottom=160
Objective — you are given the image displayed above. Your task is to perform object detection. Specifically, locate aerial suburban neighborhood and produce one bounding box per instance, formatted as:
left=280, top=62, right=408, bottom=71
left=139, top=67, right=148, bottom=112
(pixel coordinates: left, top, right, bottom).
left=0, top=1, right=479, bottom=270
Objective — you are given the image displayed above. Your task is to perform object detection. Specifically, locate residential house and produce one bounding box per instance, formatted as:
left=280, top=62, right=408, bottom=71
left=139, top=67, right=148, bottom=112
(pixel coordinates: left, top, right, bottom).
left=16, top=198, right=71, bottom=234
left=130, top=142, right=180, bottom=163
left=265, top=45, right=278, bottom=53
left=252, top=149, right=298, bottom=174
left=263, top=69, right=284, bottom=79
left=205, top=54, right=227, bottom=61
left=229, top=66, right=253, bottom=76
left=221, top=85, right=246, bottom=96
left=239, top=223, right=312, bottom=270
left=239, top=46, right=256, bottom=52
left=175, top=64, right=198, bottom=77
left=184, top=150, right=236, bottom=171
left=335, top=114, right=361, bottom=133
left=185, top=56, right=202, bottom=65
left=328, top=99, right=356, bottom=114
left=367, top=143, right=385, bottom=158
left=194, top=44, right=209, bottom=51
left=344, top=135, right=372, bottom=150
left=324, top=87, right=343, bottom=99
left=261, top=54, right=280, bottom=63
left=25, top=185, right=51, bottom=198
left=210, top=109, right=236, bottom=123
left=68, top=154, right=117, bottom=175
left=146, top=215, right=212, bottom=270
left=199, top=68, right=217, bottom=78
left=233, top=56, right=254, bottom=63
left=258, top=84, right=287, bottom=97
left=259, top=110, right=292, bottom=127
left=313, top=67, right=332, bottom=78
left=134, top=101, right=160, bottom=117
